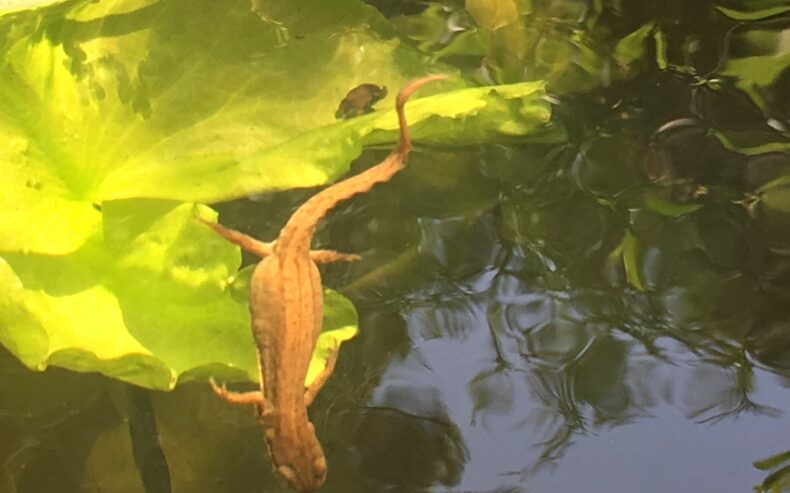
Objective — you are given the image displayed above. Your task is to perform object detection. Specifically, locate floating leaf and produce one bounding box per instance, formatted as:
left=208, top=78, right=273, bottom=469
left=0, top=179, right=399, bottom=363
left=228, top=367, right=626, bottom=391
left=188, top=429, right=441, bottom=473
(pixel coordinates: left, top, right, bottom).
left=0, top=0, right=559, bottom=389
left=100, top=80, right=558, bottom=203
left=0, top=0, right=559, bottom=255
left=0, top=199, right=359, bottom=390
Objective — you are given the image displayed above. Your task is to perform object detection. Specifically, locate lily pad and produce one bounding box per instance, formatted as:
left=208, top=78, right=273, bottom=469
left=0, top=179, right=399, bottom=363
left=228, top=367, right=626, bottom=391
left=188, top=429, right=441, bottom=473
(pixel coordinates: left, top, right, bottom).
left=1, top=0, right=559, bottom=255
left=0, top=199, right=359, bottom=390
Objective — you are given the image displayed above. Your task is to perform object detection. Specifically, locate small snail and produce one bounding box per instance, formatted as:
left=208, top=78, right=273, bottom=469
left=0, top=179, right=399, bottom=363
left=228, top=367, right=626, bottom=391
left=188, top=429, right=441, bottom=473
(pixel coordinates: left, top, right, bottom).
left=335, top=83, right=388, bottom=119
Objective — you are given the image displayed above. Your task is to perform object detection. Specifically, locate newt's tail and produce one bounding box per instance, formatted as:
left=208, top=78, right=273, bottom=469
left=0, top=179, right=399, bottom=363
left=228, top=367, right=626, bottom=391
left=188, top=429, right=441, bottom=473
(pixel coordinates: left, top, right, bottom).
left=396, top=74, right=449, bottom=152
left=276, top=75, right=448, bottom=254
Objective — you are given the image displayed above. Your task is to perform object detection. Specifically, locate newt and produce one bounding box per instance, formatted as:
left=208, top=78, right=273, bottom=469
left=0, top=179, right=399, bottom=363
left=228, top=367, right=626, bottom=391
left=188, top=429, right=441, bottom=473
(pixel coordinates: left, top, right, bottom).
left=204, top=74, right=446, bottom=492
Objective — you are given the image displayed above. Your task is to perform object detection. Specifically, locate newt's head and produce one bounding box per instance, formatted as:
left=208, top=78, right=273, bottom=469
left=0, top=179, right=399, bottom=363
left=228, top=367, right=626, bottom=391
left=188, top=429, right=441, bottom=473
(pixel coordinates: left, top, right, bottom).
left=264, top=418, right=327, bottom=492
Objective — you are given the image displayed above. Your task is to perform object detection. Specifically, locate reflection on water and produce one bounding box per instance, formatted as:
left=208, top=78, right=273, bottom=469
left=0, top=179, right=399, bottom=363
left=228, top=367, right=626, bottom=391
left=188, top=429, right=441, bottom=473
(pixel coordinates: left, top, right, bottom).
left=345, top=386, right=467, bottom=489
left=326, top=2, right=790, bottom=484
left=337, top=204, right=790, bottom=491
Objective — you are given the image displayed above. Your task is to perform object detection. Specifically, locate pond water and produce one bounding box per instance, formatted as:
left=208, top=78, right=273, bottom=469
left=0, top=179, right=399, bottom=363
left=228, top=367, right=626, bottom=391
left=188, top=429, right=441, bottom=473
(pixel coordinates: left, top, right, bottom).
left=1, top=0, right=789, bottom=492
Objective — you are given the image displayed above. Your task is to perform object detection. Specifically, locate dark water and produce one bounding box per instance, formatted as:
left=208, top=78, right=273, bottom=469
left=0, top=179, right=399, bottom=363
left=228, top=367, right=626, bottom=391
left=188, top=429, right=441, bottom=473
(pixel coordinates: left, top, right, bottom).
left=2, top=0, right=790, bottom=492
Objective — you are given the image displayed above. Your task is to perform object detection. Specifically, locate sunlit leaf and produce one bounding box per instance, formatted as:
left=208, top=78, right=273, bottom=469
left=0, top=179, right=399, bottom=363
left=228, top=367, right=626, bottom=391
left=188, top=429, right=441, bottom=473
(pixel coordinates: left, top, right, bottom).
left=0, top=0, right=420, bottom=255
left=0, top=199, right=358, bottom=390
left=0, top=0, right=559, bottom=255
left=101, top=80, right=557, bottom=202
left=0, top=0, right=73, bottom=15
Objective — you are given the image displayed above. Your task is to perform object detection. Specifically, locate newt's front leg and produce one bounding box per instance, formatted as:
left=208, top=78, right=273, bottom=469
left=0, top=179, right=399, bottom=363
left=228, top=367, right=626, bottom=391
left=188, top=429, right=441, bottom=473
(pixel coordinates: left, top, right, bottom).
left=199, top=218, right=359, bottom=263
left=198, top=219, right=274, bottom=258
left=209, top=378, right=265, bottom=405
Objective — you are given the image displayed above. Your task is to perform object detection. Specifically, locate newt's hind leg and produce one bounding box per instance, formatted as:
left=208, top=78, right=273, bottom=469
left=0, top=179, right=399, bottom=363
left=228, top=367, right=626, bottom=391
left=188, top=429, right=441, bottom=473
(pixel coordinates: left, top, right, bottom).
left=310, top=250, right=361, bottom=263
left=303, top=348, right=340, bottom=407
left=197, top=218, right=273, bottom=258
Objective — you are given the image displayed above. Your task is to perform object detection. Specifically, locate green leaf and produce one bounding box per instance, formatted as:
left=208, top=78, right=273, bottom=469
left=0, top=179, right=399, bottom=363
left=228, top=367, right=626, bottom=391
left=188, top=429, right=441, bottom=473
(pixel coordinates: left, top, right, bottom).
left=715, top=130, right=790, bottom=156
left=762, top=187, right=790, bottom=213
left=99, top=80, right=558, bottom=203
left=753, top=450, right=790, bottom=493
left=0, top=0, right=559, bottom=255
left=723, top=51, right=790, bottom=89
left=653, top=27, right=668, bottom=70
left=0, top=0, right=73, bottom=15
left=715, top=5, right=790, bottom=21
left=758, top=174, right=790, bottom=195
left=0, top=199, right=359, bottom=390
left=644, top=193, right=702, bottom=217
left=720, top=31, right=790, bottom=113
left=614, top=22, right=654, bottom=66
left=610, top=231, right=646, bottom=291
left=754, top=450, right=790, bottom=471
left=466, top=0, right=519, bottom=30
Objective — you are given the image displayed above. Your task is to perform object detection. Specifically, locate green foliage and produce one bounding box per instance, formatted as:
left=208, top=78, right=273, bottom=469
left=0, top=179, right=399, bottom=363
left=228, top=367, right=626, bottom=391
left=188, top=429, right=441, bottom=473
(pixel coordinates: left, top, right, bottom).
left=0, top=0, right=73, bottom=15
left=614, top=22, right=655, bottom=67
left=759, top=175, right=790, bottom=213
left=0, top=0, right=560, bottom=389
left=754, top=450, right=790, bottom=493
left=0, top=198, right=360, bottom=390
left=610, top=231, right=646, bottom=291
left=644, top=194, right=703, bottom=217
left=716, top=5, right=790, bottom=21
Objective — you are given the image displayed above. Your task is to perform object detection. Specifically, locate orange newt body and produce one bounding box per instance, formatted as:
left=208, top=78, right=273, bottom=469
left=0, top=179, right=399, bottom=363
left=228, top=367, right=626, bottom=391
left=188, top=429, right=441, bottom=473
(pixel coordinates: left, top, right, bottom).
left=206, top=75, right=445, bottom=492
